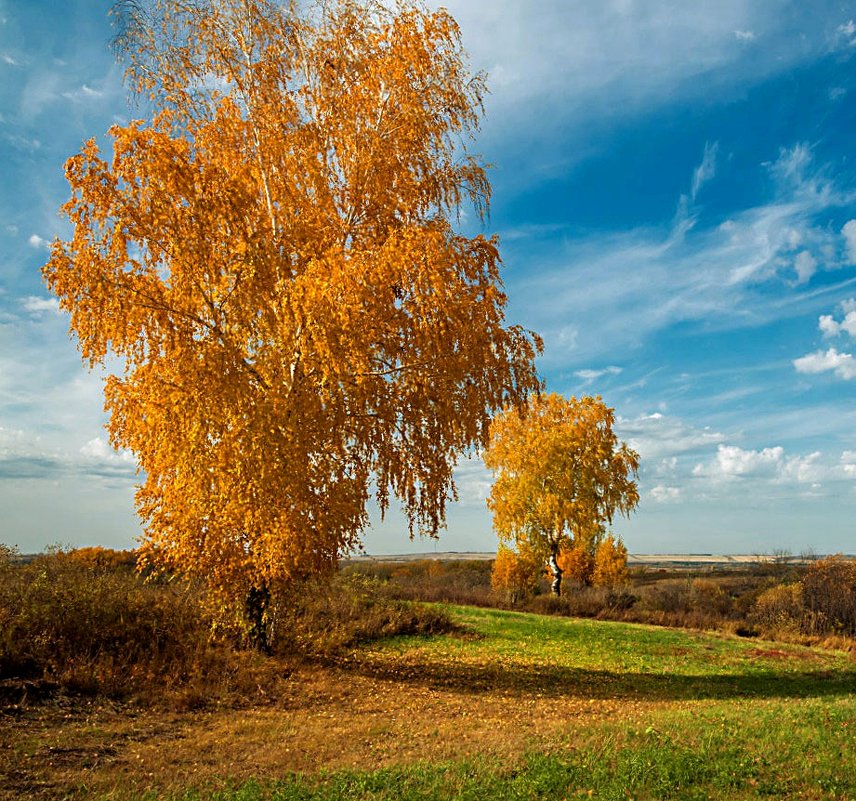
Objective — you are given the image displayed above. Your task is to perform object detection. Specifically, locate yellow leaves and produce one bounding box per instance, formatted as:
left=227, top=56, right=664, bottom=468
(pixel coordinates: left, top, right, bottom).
left=485, top=393, right=640, bottom=555
left=42, top=0, right=541, bottom=609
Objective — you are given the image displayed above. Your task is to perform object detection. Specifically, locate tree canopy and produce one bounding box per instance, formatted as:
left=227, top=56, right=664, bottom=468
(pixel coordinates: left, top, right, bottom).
left=43, top=0, right=541, bottom=617
left=484, top=393, right=639, bottom=595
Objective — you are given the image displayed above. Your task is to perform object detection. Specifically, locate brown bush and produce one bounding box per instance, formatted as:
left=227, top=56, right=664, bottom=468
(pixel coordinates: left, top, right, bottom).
left=0, top=550, right=223, bottom=700
left=750, top=583, right=804, bottom=635
left=801, top=556, right=856, bottom=635
left=689, top=578, right=733, bottom=617
left=271, top=572, right=457, bottom=656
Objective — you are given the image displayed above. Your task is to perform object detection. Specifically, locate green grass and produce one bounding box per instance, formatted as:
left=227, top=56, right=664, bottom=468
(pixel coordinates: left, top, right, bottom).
left=35, top=606, right=856, bottom=800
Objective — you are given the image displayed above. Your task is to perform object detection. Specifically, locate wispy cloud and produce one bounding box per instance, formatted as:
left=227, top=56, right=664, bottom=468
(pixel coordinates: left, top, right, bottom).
left=574, top=365, right=622, bottom=383
left=690, top=141, right=719, bottom=202
left=28, top=233, right=49, bottom=249
left=734, top=30, right=756, bottom=42
left=61, top=83, right=105, bottom=103
left=508, top=143, right=856, bottom=366
left=618, top=412, right=725, bottom=461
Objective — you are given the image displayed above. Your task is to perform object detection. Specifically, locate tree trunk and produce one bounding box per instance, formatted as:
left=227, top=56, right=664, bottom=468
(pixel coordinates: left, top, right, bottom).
left=245, top=582, right=272, bottom=653
left=548, top=546, right=562, bottom=597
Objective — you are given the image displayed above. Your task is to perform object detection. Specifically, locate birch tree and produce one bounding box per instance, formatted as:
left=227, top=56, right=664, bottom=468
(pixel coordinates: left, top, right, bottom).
left=44, top=0, right=541, bottom=645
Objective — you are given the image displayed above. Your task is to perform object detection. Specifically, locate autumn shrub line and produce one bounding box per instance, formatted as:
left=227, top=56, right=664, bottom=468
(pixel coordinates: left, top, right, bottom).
left=0, top=547, right=455, bottom=705
left=349, top=553, right=856, bottom=646
left=0, top=547, right=224, bottom=702
left=270, top=573, right=458, bottom=657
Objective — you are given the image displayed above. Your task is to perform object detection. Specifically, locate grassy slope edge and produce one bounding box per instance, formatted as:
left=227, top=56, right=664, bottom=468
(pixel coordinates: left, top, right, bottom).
left=3, top=606, right=855, bottom=801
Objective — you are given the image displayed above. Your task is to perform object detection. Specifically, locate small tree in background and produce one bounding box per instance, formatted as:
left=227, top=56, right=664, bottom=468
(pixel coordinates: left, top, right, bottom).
left=491, top=544, right=539, bottom=605
left=485, top=393, right=639, bottom=596
left=592, top=534, right=630, bottom=587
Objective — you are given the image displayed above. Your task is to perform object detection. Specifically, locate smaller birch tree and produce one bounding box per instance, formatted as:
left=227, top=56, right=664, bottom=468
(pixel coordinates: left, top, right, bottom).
left=484, top=394, right=639, bottom=596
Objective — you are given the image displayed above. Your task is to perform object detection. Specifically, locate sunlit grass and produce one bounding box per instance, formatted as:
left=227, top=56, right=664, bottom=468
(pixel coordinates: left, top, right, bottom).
left=7, top=605, right=855, bottom=800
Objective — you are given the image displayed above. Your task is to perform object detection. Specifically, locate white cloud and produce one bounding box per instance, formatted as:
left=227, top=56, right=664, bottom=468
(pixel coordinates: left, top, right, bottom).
left=841, top=220, right=856, bottom=264
left=62, top=83, right=105, bottom=103
left=21, top=296, right=60, bottom=315
left=734, top=30, right=755, bottom=41
left=2, top=53, right=20, bottom=66
left=574, top=365, right=622, bottom=382
left=818, top=302, right=856, bottom=338
left=690, top=141, right=719, bottom=201
left=692, top=444, right=830, bottom=486
left=793, top=250, right=817, bottom=284
left=618, top=412, right=725, bottom=461
left=793, top=348, right=856, bottom=380
left=837, top=19, right=856, bottom=45
left=28, top=233, right=49, bottom=249
left=650, top=485, right=681, bottom=503
left=79, top=437, right=136, bottom=467
left=453, top=456, right=492, bottom=506
left=697, top=444, right=784, bottom=479
left=778, top=451, right=824, bottom=484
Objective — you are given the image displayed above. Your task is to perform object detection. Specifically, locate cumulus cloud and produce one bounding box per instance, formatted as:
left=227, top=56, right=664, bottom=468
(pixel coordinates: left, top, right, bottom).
left=452, top=456, right=493, bottom=506
left=841, top=220, right=856, bottom=264
left=650, top=485, right=681, bottom=503
left=21, top=296, right=60, bottom=315
left=818, top=301, right=856, bottom=338
left=693, top=444, right=828, bottom=485
left=28, top=233, right=49, bottom=249
left=79, top=437, right=136, bottom=468
left=574, top=365, right=622, bottom=382
left=733, top=30, right=756, bottom=41
left=793, top=348, right=856, bottom=380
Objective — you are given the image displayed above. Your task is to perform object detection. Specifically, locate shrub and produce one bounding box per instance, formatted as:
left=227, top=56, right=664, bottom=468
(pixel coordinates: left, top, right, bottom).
left=491, top=545, right=540, bottom=605
left=689, top=578, right=732, bottom=617
left=801, top=556, right=856, bottom=635
left=593, top=534, right=630, bottom=587
left=271, top=573, right=457, bottom=656
left=750, top=583, right=804, bottom=634
left=0, top=550, right=221, bottom=699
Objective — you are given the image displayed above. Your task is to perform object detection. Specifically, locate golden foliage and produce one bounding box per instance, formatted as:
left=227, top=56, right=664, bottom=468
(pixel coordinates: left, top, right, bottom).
left=557, top=544, right=595, bottom=587
left=43, top=0, right=541, bottom=607
left=491, top=544, right=539, bottom=604
left=484, top=394, right=639, bottom=594
left=592, top=534, right=630, bottom=587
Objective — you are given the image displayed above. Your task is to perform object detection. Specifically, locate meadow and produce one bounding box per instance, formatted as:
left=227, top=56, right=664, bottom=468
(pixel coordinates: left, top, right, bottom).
left=2, top=555, right=855, bottom=801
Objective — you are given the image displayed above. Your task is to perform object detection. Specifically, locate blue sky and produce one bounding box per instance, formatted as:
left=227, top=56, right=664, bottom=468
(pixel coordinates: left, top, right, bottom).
left=2, top=1, right=856, bottom=555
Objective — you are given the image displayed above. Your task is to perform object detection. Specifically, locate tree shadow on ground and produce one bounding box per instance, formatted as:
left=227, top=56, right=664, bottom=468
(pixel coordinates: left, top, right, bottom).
left=329, top=651, right=856, bottom=703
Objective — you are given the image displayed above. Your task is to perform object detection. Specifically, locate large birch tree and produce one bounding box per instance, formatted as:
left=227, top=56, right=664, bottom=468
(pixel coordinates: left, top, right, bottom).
left=43, top=0, right=541, bottom=640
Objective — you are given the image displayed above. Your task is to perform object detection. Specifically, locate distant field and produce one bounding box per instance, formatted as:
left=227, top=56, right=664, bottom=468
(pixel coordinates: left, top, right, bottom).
left=4, top=605, right=854, bottom=800
left=345, top=551, right=848, bottom=567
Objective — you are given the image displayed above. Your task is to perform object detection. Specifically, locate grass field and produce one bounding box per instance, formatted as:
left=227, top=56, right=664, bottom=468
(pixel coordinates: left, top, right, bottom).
left=3, top=605, right=855, bottom=800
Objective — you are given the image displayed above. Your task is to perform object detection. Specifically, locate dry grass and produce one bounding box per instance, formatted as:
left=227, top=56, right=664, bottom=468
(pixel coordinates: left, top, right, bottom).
left=3, top=605, right=855, bottom=800
left=0, top=648, right=650, bottom=800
